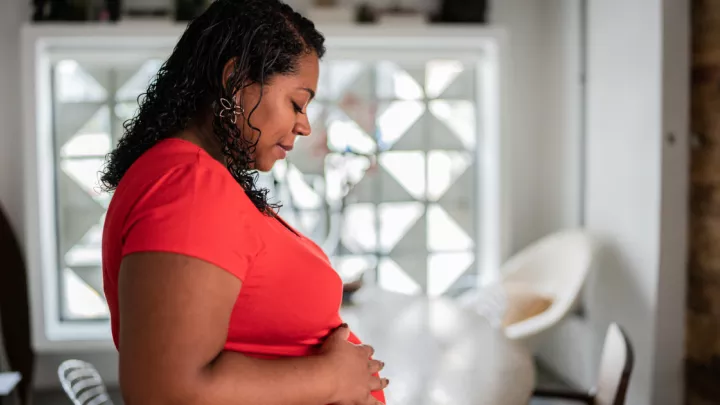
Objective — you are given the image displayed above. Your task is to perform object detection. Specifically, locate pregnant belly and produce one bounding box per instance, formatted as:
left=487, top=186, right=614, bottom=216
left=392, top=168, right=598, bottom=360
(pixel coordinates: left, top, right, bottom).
left=224, top=330, right=386, bottom=404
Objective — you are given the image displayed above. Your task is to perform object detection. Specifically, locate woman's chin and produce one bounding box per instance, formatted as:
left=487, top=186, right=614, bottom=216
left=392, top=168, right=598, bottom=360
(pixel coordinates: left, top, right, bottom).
left=253, top=159, right=277, bottom=173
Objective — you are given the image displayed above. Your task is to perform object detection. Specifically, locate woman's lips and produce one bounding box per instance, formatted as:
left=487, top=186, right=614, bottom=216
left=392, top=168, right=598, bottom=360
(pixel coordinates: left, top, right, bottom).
left=275, top=144, right=293, bottom=159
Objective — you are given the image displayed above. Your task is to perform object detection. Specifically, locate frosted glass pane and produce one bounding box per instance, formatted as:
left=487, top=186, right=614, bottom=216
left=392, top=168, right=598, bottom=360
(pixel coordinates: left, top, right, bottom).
left=324, top=153, right=371, bottom=202
left=286, top=165, right=323, bottom=210
left=429, top=100, right=476, bottom=150
left=379, top=202, right=424, bottom=253
left=116, top=59, right=163, bottom=101
left=333, top=255, right=378, bottom=283
left=376, top=101, right=425, bottom=150
left=341, top=203, right=376, bottom=253
left=55, top=60, right=107, bottom=103
left=326, top=108, right=376, bottom=154
left=61, top=133, right=111, bottom=158
left=379, top=151, right=426, bottom=200
left=63, top=268, right=109, bottom=319
left=427, top=204, right=473, bottom=251
left=61, top=159, right=105, bottom=198
left=64, top=221, right=104, bottom=267
left=376, top=61, right=424, bottom=100
left=326, top=61, right=367, bottom=101
left=426, top=60, right=464, bottom=98
left=378, top=258, right=422, bottom=295
left=427, top=252, right=474, bottom=297
left=427, top=151, right=472, bottom=201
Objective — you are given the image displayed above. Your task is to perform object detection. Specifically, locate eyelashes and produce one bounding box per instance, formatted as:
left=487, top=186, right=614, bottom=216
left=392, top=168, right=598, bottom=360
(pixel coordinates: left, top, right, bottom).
left=292, top=101, right=308, bottom=115
left=292, top=102, right=305, bottom=114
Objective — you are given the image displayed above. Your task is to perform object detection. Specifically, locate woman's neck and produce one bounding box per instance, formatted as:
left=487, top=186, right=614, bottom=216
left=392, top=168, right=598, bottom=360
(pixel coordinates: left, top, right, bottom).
left=176, top=119, right=225, bottom=164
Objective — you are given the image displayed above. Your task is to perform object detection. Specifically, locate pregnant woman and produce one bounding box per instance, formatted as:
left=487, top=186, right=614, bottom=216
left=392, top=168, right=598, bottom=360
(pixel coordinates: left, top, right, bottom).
left=100, top=1, right=388, bottom=404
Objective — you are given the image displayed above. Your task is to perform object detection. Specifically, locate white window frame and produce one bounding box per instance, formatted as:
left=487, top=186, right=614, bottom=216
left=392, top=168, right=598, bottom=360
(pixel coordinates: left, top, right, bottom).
left=21, top=23, right=507, bottom=353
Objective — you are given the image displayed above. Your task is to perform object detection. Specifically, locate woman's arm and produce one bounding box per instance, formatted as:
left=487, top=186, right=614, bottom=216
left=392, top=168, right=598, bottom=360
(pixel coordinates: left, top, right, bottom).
left=118, top=252, right=386, bottom=405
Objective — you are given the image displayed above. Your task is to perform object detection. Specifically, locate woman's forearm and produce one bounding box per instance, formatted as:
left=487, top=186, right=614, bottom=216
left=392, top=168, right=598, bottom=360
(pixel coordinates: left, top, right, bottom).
left=198, top=350, right=337, bottom=405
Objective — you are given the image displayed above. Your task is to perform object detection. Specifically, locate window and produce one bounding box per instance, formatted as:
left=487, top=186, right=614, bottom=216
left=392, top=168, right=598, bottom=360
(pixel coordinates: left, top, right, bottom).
left=268, top=58, right=482, bottom=297
left=53, top=58, right=166, bottom=322
left=24, top=26, right=502, bottom=348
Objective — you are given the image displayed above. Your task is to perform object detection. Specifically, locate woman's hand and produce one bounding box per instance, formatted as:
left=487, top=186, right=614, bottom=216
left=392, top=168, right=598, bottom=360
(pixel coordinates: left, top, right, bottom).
left=319, top=325, right=389, bottom=405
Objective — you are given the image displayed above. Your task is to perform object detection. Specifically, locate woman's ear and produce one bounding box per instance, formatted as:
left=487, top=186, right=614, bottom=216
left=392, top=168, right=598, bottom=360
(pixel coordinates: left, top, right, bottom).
left=222, top=58, right=251, bottom=108
left=222, top=58, right=237, bottom=89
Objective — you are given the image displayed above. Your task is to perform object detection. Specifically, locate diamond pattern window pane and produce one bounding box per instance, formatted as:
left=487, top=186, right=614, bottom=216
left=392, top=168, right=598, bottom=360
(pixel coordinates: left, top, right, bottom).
left=426, top=60, right=467, bottom=99
left=378, top=258, right=422, bottom=295
left=50, top=53, right=483, bottom=319
left=63, top=268, right=108, bottom=319
left=276, top=58, right=480, bottom=297
left=427, top=204, right=474, bottom=252
left=376, top=101, right=425, bottom=150
left=55, top=60, right=107, bottom=103
left=326, top=107, right=376, bottom=154
left=375, top=61, right=424, bottom=100
left=429, top=100, right=477, bottom=150
left=427, top=151, right=472, bottom=201
left=427, top=252, right=475, bottom=297
left=52, top=58, right=163, bottom=321
left=116, top=59, right=164, bottom=101
left=332, top=255, right=378, bottom=283
left=61, top=132, right=112, bottom=158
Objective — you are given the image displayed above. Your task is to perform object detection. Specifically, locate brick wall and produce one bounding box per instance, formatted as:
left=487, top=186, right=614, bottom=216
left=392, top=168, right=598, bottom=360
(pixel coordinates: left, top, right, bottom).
left=687, top=0, right=720, bottom=404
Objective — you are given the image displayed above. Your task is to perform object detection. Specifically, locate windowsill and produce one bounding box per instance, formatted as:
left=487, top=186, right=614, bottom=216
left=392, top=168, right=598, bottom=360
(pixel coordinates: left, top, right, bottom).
left=34, top=320, right=114, bottom=353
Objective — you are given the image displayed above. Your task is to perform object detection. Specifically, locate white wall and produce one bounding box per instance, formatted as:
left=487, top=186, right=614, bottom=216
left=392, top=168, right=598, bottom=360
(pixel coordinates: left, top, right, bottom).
left=538, top=1, right=689, bottom=404
left=492, top=0, right=583, bottom=255
left=1, top=0, right=583, bottom=389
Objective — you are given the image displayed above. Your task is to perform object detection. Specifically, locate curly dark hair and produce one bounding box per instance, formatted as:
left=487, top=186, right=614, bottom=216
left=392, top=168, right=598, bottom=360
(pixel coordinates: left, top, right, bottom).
left=100, top=0, right=325, bottom=212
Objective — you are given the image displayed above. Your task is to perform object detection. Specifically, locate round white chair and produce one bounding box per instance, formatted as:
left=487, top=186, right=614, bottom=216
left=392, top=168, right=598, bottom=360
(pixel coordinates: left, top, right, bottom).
left=459, top=229, right=599, bottom=348
left=500, top=229, right=599, bottom=346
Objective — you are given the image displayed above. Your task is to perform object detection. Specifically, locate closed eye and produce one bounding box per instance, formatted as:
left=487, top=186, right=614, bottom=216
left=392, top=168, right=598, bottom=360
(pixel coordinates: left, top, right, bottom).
left=292, top=101, right=306, bottom=114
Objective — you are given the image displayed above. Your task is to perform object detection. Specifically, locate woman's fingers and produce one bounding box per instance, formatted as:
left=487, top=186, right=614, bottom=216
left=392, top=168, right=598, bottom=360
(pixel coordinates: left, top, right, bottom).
left=368, top=359, right=385, bottom=373
left=360, top=344, right=375, bottom=357
left=368, top=376, right=390, bottom=391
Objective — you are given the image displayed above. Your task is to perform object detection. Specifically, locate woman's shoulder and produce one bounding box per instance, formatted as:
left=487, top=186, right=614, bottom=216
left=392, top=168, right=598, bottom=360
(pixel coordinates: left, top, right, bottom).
left=134, top=138, right=229, bottom=175
left=116, top=138, right=254, bottom=211
left=109, top=139, right=264, bottom=282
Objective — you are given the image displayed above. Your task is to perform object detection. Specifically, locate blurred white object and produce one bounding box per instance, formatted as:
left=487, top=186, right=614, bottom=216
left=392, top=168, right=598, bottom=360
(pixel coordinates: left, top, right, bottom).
left=378, top=14, right=427, bottom=26
left=461, top=229, right=598, bottom=348
left=502, top=229, right=598, bottom=345
left=0, top=372, right=21, bottom=396
left=305, top=6, right=354, bottom=24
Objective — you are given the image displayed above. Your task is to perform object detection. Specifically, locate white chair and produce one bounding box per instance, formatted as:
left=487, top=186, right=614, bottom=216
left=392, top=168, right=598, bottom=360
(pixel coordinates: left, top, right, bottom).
left=58, top=360, right=114, bottom=405
left=498, top=229, right=598, bottom=345
left=533, top=323, right=634, bottom=405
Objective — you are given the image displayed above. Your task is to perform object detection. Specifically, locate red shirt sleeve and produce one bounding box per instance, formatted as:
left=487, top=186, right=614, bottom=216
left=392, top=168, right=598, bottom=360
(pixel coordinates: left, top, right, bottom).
left=121, top=161, right=262, bottom=281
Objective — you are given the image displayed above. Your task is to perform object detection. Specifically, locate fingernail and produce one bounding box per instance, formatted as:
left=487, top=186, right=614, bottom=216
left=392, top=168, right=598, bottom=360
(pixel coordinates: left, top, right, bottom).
left=339, top=323, right=348, bottom=328
left=383, top=378, right=390, bottom=385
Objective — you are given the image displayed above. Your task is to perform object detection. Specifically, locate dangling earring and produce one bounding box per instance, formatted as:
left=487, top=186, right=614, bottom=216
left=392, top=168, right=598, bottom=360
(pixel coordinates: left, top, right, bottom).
left=218, top=97, right=245, bottom=124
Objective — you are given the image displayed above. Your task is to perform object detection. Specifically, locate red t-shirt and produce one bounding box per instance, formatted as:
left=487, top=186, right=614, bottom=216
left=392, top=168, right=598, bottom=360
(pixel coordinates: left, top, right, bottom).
left=102, top=138, right=385, bottom=403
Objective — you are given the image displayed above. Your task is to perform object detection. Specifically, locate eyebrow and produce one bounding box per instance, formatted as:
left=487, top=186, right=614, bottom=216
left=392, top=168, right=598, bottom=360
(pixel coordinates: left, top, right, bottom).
left=301, top=87, right=316, bottom=100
